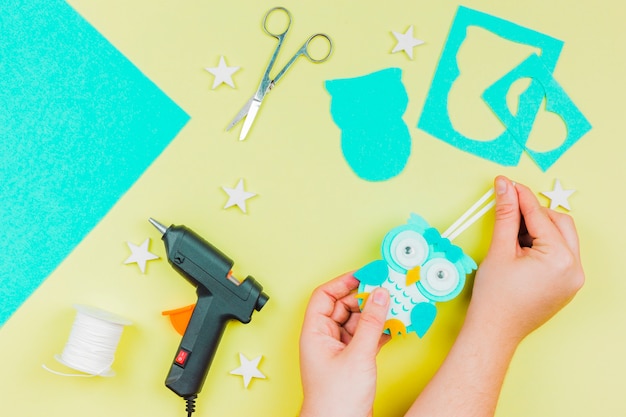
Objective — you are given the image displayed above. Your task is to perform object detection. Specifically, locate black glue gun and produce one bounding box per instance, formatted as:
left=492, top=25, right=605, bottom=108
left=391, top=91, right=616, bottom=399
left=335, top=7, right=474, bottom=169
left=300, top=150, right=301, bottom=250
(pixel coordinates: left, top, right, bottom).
left=150, top=218, right=269, bottom=416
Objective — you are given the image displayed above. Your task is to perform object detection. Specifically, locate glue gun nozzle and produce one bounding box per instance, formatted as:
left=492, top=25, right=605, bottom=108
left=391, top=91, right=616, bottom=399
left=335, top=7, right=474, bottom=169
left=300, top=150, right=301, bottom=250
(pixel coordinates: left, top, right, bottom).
left=149, top=218, right=168, bottom=236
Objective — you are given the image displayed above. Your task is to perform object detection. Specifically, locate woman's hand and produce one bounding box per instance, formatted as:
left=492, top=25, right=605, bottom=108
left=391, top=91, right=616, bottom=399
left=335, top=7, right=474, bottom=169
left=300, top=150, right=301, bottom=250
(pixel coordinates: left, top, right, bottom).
left=299, top=272, right=390, bottom=417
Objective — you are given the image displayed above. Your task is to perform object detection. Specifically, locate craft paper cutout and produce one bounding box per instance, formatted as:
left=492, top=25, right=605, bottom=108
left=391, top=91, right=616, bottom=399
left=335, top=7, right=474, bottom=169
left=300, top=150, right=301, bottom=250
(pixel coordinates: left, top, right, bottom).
left=205, top=55, right=240, bottom=89
left=230, top=353, right=266, bottom=388
left=355, top=213, right=477, bottom=337
left=222, top=178, right=257, bottom=213
left=325, top=68, right=411, bottom=181
left=482, top=54, right=592, bottom=171
left=0, top=0, right=189, bottom=326
left=391, top=26, right=424, bottom=59
left=541, top=179, right=575, bottom=210
left=418, top=6, right=590, bottom=171
left=124, top=238, right=159, bottom=273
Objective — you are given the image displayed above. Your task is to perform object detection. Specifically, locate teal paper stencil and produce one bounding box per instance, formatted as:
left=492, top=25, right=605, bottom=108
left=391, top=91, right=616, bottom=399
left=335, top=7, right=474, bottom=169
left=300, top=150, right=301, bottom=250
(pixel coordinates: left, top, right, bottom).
left=326, top=68, right=411, bottom=181
left=418, top=6, right=590, bottom=170
left=0, top=0, right=190, bottom=326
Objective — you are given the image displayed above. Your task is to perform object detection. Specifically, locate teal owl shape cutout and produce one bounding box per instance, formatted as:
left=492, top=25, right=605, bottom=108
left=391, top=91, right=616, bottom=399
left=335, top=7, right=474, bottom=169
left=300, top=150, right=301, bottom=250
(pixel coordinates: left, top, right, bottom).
left=355, top=214, right=477, bottom=337
left=325, top=68, right=411, bottom=182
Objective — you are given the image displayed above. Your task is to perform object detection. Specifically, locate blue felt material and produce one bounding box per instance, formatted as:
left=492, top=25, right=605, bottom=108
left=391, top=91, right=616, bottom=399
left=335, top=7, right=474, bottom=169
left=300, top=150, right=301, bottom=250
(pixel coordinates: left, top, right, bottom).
left=418, top=6, right=566, bottom=167
left=408, top=213, right=430, bottom=230
left=354, top=260, right=389, bottom=286
left=410, top=302, right=437, bottom=338
left=482, top=54, right=592, bottom=171
left=0, top=0, right=190, bottom=326
left=325, top=68, right=411, bottom=181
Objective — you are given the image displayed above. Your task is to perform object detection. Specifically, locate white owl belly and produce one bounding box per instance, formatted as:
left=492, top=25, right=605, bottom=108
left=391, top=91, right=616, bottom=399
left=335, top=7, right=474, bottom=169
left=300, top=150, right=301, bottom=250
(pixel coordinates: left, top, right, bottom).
left=362, top=268, right=428, bottom=326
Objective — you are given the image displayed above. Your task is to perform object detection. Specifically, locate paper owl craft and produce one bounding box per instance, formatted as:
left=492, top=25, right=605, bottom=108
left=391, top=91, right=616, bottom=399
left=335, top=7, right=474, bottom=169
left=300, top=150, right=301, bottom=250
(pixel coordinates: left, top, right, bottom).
left=355, top=213, right=477, bottom=338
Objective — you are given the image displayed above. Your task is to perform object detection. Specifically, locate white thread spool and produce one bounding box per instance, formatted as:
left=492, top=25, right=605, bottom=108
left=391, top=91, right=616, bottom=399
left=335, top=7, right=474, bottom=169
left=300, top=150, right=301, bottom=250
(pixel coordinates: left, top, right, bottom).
left=43, top=305, right=132, bottom=377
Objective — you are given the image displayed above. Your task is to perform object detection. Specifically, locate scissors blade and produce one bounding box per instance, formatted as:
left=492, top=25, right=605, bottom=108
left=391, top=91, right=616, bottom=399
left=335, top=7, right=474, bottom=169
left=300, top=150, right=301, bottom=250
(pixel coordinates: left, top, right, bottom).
left=226, top=97, right=254, bottom=131
left=239, top=99, right=262, bottom=141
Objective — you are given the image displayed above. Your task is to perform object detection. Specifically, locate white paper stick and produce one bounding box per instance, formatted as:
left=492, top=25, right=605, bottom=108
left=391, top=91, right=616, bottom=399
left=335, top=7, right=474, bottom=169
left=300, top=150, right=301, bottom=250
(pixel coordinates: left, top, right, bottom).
left=442, top=187, right=495, bottom=241
left=446, top=199, right=496, bottom=241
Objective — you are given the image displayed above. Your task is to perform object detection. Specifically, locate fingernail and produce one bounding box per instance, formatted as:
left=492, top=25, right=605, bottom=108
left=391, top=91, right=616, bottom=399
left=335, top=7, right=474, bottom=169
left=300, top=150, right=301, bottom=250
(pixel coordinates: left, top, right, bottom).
left=372, top=289, right=388, bottom=306
left=496, top=177, right=508, bottom=195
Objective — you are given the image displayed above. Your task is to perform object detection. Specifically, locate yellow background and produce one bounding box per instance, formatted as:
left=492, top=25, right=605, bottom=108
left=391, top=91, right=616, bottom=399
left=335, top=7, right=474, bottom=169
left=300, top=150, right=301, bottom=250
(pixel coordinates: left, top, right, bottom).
left=1, top=0, right=623, bottom=416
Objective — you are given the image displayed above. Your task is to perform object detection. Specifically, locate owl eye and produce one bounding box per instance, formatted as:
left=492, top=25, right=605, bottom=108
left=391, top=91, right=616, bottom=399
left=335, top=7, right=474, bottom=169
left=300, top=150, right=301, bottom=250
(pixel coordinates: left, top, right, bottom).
left=419, top=258, right=461, bottom=301
left=390, top=230, right=428, bottom=269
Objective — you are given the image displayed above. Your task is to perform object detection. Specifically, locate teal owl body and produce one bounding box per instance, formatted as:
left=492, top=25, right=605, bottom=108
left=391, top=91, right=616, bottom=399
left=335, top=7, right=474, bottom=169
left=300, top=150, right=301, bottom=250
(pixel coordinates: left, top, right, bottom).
left=355, top=214, right=477, bottom=337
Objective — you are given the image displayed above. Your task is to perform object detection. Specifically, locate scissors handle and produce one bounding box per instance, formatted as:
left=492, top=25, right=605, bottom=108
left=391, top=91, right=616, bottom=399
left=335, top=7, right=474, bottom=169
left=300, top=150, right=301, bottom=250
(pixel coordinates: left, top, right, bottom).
left=252, top=7, right=292, bottom=100
left=271, top=33, right=333, bottom=87
left=301, top=33, right=333, bottom=63
left=262, top=7, right=292, bottom=39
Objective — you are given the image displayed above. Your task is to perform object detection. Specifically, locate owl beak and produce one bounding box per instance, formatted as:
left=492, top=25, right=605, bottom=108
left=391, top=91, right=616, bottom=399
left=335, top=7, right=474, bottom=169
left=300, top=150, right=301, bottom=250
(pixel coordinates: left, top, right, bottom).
left=406, top=266, right=421, bottom=286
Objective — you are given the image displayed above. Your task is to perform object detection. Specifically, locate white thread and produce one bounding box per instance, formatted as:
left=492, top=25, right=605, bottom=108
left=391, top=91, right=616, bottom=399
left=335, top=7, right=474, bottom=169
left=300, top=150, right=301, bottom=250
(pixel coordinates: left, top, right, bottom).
left=442, top=187, right=495, bottom=241
left=43, top=305, right=131, bottom=377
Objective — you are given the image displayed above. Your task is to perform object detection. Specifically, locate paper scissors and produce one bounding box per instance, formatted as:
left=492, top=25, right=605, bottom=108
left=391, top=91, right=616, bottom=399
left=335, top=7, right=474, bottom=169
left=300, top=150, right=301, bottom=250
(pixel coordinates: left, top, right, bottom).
left=227, top=7, right=333, bottom=140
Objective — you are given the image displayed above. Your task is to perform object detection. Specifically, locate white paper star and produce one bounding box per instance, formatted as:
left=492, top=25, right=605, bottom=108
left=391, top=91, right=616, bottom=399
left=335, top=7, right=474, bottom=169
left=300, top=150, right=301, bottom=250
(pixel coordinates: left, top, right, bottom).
left=391, top=25, right=424, bottom=59
left=205, top=56, right=240, bottom=89
left=230, top=353, right=266, bottom=388
left=541, top=179, right=576, bottom=211
left=124, top=238, right=159, bottom=273
left=222, top=178, right=257, bottom=213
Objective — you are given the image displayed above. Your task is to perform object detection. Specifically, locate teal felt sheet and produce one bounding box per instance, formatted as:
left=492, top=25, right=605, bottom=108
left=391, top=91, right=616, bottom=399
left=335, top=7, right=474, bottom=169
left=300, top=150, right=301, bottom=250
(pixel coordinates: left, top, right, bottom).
left=418, top=6, right=590, bottom=170
left=482, top=53, right=592, bottom=170
left=0, top=0, right=190, bottom=326
left=326, top=68, right=411, bottom=182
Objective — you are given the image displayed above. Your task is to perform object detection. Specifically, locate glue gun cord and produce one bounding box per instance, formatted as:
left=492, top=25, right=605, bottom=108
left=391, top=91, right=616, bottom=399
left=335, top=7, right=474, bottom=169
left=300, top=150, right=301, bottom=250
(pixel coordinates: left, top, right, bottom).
left=185, top=394, right=197, bottom=417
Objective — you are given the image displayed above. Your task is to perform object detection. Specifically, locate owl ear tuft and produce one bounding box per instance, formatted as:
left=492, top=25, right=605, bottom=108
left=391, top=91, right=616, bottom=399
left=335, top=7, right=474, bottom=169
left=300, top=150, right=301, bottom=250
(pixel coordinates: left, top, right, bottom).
left=408, top=213, right=430, bottom=229
left=460, top=254, right=478, bottom=273
left=324, top=79, right=336, bottom=94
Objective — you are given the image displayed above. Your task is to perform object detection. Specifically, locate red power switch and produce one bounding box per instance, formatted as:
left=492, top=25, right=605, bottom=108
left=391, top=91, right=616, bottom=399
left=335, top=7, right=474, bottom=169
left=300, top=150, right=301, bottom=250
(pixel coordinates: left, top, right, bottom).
left=175, top=349, right=190, bottom=367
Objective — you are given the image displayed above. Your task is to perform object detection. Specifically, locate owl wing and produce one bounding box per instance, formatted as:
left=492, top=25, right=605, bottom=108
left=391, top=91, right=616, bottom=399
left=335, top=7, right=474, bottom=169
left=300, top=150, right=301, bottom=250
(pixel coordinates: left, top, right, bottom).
left=354, top=260, right=388, bottom=286
left=410, top=302, right=437, bottom=338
